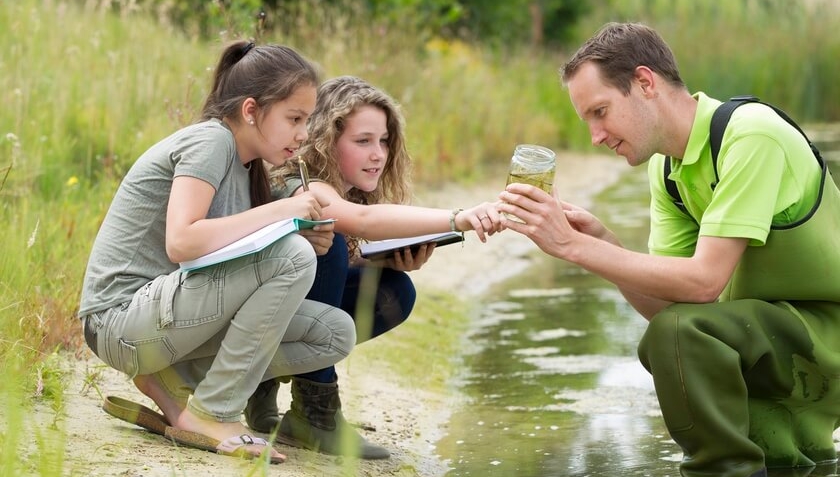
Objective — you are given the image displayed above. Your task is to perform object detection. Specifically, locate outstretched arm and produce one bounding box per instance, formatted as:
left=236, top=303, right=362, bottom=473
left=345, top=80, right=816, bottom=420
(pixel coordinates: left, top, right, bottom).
left=301, top=181, right=505, bottom=242
left=498, top=183, right=747, bottom=320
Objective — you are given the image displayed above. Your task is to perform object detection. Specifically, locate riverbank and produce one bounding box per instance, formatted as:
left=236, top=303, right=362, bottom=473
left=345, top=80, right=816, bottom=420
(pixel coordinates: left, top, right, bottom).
left=42, top=152, right=625, bottom=476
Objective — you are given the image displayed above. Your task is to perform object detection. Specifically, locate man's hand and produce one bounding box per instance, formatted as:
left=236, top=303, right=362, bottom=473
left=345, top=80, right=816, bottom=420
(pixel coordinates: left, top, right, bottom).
left=498, top=183, right=582, bottom=260
left=560, top=200, right=620, bottom=246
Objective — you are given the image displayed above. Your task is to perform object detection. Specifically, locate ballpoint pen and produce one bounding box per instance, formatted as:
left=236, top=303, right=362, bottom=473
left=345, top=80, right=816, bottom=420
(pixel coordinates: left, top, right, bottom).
left=298, top=159, right=310, bottom=191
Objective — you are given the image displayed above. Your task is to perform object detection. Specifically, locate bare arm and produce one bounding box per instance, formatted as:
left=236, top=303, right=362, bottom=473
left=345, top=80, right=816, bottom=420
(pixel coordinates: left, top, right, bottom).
left=165, top=175, right=330, bottom=263
left=300, top=181, right=504, bottom=242
left=499, top=183, right=747, bottom=320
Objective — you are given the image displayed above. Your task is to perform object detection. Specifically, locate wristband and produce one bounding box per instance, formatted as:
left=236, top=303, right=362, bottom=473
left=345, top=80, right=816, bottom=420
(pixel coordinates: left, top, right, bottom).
left=449, top=208, right=464, bottom=232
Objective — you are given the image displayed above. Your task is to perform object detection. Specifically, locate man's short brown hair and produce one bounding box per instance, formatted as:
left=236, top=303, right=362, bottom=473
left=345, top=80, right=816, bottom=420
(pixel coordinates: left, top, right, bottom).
left=561, top=22, right=685, bottom=95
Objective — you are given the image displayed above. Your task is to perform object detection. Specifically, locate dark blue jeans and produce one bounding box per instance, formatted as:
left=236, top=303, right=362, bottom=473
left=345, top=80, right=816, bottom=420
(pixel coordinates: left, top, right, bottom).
left=296, top=233, right=416, bottom=383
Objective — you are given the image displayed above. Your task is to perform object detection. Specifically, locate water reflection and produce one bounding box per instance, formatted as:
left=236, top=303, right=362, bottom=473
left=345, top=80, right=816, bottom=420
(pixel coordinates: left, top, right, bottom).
left=437, top=166, right=675, bottom=476
left=437, top=149, right=840, bottom=477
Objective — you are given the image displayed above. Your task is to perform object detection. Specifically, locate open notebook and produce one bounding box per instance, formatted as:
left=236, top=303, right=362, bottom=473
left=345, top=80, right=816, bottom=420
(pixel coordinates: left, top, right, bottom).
left=180, top=218, right=335, bottom=271
left=360, top=231, right=464, bottom=261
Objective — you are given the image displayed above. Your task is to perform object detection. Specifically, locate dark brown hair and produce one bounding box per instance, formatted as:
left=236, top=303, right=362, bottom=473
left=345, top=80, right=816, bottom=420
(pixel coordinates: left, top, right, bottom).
left=561, top=22, right=685, bottom=95
left=202, top=41, right=320, bottom=206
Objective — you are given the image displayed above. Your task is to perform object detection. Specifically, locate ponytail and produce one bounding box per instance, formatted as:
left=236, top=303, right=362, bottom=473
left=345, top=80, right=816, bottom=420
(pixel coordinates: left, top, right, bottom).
left=201, top=40, right=320, bottom=208
left=249, top=159, right=271, bottom=207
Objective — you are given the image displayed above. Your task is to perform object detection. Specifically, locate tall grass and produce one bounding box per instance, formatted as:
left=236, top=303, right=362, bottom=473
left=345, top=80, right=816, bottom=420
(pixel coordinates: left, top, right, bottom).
left=2, top=0, right=840, bottom=474
left=572, top=0, right=840, bottom=121
left=272, top=0, right=579, bottom=181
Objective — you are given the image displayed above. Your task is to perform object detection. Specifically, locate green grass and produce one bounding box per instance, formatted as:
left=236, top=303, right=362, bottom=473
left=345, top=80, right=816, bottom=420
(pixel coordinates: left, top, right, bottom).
left=3, top=0, right=840, bottom=474
left=373, top=291, right=473, bottom=392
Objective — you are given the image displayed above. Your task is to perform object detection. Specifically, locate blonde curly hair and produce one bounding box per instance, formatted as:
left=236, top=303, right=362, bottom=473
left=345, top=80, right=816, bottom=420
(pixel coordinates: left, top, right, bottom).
left=274, top=75, right=413, bottom=256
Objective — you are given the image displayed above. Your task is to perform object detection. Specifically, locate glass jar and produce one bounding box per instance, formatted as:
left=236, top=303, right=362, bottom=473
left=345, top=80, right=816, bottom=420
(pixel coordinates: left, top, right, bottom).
left=505, top=144, right=556, bottom=193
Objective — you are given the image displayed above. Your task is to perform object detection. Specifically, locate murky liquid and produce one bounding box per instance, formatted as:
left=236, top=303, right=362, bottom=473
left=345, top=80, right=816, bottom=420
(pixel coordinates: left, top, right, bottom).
left=506, top=171, right=554, bottom=193
left=437, top=141, right=840, bottom=477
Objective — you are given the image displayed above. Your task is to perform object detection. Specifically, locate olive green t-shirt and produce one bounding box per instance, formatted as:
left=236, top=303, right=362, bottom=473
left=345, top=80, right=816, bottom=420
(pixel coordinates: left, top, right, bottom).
left=78, top=120, right=250, bottom=316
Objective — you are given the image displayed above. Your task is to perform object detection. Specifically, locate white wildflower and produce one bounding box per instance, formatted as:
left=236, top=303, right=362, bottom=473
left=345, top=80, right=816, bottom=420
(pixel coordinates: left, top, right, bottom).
left=27, top=219, right=39, bottom=248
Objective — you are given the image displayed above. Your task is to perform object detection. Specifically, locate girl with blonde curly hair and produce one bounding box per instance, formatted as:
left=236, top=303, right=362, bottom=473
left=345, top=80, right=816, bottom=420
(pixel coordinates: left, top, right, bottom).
left=244, top=75, right=503, bottom=459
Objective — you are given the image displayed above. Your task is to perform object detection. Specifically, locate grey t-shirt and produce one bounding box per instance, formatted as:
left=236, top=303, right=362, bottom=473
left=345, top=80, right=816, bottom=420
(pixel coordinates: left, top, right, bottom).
left=271, top=175, right=328, bottom=199
left=78, top=119, right=251, bottom=316
left=270, top=175, right=304, bottom=200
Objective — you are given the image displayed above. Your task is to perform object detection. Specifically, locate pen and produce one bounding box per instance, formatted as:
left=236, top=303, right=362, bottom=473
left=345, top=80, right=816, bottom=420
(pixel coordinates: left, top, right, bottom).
left=298, top=159, right=310, bottom=191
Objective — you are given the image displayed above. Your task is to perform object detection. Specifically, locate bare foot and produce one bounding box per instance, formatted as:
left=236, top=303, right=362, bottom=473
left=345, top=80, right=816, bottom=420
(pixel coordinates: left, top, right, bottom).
left=176, top=407, right=286, bottom=461
left=133, top=374, right=186, bottom=425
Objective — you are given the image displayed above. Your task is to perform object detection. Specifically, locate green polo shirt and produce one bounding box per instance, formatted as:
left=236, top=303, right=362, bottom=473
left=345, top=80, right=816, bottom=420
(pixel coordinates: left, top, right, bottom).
left=647, top=92, right=822, bottom=257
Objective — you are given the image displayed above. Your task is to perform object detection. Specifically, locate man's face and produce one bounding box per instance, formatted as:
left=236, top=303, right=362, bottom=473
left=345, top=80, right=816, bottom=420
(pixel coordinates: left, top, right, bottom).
left=566, top=62, right=658, bottom=167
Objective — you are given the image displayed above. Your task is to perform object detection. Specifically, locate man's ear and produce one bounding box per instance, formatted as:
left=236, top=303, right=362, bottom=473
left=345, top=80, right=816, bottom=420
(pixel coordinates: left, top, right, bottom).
left=634, top=66, right=656, bottom=97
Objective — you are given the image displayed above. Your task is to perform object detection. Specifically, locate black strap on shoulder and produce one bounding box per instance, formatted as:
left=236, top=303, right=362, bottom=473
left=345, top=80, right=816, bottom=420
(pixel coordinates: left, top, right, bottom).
left=664, top=95, right=823, bottom=218
left=708, top=95, right=759, bottom=189
left=662, top=158, right=688, bottom=214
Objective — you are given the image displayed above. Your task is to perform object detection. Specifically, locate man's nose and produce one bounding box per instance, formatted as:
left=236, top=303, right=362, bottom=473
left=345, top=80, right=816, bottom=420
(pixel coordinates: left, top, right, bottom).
left=589, top=124, right=607, bottom=147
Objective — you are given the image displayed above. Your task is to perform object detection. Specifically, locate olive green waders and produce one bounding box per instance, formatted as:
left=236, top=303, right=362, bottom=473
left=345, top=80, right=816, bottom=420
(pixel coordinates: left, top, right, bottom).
left=639, top=299, right=840, bottom=477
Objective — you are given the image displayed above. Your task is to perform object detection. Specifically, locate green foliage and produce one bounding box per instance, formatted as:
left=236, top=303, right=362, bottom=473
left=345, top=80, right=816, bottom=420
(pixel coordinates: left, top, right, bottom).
left=2, top=0, right=840, bottom=473
left=572, top=0, right=840, bottom=121
left=450, top=0, right=591, bottom=47
left=106, top=0, right=592, bottom=49
left=2, top=1, right=211, bottom=196
left=365, top=0, right=465, bottom=34
left=89, top=0, right=266, bottom=39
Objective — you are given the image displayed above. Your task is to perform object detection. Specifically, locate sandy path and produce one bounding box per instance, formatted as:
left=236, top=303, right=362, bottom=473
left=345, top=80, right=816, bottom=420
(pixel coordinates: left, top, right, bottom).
left=41, top=152, right=624, bottom=476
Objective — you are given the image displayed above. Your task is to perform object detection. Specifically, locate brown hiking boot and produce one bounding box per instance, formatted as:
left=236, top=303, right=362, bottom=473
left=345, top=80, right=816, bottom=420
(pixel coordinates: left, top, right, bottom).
left=277, top=377, right=390, bottom=460
left=244, top=378, right=282, bottom=433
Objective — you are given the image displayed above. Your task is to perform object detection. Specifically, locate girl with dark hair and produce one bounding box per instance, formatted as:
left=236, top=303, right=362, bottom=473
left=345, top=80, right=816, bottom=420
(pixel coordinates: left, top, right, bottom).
left=78, top=42, right=356, bottom=464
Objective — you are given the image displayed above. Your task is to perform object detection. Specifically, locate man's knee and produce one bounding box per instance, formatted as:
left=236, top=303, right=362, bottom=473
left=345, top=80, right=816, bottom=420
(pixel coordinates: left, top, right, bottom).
left=638, top=305, right=679, bottom=369
left=638, top=303, right=712, bottom=370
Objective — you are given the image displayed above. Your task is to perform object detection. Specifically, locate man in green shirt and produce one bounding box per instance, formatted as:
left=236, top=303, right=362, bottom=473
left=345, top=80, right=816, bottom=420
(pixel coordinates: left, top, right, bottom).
left=500, top=22, right=840, bottom=477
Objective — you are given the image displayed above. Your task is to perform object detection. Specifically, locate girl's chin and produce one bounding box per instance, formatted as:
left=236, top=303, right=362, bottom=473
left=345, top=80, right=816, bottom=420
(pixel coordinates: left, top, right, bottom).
left=357, top=183, right=379, bottom=193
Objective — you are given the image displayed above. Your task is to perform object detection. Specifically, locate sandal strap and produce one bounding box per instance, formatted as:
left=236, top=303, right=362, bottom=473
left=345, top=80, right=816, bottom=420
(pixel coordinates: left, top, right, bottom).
left=217, top=434, right=270, bottom=453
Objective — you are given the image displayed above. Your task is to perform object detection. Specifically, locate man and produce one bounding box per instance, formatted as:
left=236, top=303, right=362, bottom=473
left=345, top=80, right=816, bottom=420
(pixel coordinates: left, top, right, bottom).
left=499, top=22, right=840, bottom=477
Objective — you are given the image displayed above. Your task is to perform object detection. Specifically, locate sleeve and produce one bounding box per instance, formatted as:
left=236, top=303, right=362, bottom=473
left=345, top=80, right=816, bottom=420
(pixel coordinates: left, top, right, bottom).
left=700, top=117, right=790, bottom=246
left=270, top=175, right=327, bottom=200
left=271, top=176, right=303, bottom=200
left=170, top=122, right=236, bottom=190
left=647, top=156, right=700, bottom=257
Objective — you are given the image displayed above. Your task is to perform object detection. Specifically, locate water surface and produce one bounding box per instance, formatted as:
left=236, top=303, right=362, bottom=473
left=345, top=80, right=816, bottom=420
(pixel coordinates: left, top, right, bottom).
left=437, top=140, right=840, bottom=477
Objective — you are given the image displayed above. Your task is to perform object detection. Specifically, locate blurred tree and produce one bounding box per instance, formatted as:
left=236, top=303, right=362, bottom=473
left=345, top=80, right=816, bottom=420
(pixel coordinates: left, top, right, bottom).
left=360, top=0, right=591, bottom=47
left=446, top=0, right=591, bottom=47
left=83, top=0, right=591, bottom=48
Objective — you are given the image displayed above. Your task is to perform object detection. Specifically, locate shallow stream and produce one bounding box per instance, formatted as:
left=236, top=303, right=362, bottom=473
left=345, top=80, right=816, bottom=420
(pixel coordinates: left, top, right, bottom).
left=435, top=132, right=840, bottom=477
